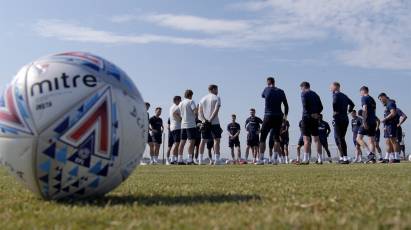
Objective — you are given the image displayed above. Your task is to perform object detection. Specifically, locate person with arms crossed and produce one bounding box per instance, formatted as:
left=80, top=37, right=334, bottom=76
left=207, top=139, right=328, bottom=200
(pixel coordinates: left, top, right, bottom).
left=300, top=81, right=324, bottom=165
left=245, top=108, right=263, bottom=164
left=330, top=82, right=355, bottom=164
left=227, top=114, right=241, bottom=163
left=199, top=85, right=223, bottom=165
left=356, top=86, right=378, bottom=163
left=149, top=107, right=164, bottom=164
left=178, top=90, right=198, bottom=165
left=259, top=77, right=289, bottom=165
left=168, top=96, right=182, bottom=165
left=378, top=93, right=402, bottom=163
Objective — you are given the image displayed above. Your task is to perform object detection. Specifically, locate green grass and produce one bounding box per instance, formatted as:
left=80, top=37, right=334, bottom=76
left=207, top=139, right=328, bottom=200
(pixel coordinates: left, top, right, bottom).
left=1, top=163, right=411, bottom=229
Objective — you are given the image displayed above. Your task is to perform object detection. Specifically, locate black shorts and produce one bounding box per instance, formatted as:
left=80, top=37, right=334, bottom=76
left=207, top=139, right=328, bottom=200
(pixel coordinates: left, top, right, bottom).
left=171, top=129, right=181, bottom=143
left=375, top=128, right=381, bottom=143
left=147, top=132, right=153, bottom=143
left=247, top=134, right=259, bottom=147
left=384, top=124, right=398, bottom=139
left=181, top=128, right=198, bottom=140
left=168, top=132, right=174, bottom=148
left=260, top=115, right=283, bottom=143
left=358, top=120, right=377, bottom=137
left=201, top=124, right=222, bottom=140
left=229, top=137, right=240, bottom=148
left=151, top=131, right=162, bottom=144
left=301, top=117, right=319, bottom=137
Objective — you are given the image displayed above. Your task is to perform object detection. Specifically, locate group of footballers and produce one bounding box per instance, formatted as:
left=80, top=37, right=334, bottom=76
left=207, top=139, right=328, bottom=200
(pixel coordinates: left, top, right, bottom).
left=144, top=77, right=407, bottom=165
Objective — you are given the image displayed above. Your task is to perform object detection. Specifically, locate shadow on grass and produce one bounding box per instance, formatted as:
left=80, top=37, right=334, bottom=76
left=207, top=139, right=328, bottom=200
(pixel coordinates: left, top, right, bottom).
left=56, top=194, right=261, bottom=207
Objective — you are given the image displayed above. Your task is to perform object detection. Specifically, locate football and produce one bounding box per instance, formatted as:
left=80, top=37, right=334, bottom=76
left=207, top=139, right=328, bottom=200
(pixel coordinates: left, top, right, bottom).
left=0, top=52, right=147, bottom=200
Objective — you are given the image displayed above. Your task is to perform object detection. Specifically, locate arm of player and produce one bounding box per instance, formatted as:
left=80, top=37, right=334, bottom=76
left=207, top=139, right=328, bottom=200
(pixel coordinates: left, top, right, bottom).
left=399, top=112, right=408, bottom=127
left=382, top=109, right=397, bottom=123
left=173, top=110, right=182, bottom=122
left=348, top=97, right=355, bottom=114
left=198, top=104, right=206, bottom=122
left=209, top=104, right=220, bottom=122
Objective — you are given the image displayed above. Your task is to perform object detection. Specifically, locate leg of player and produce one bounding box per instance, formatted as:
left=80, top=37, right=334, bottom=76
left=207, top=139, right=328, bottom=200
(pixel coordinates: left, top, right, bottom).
left=385, top=138, right=394, bottom=163
left=187, top=139, right=196, bottom=165
left=199, top=138, right=207, bottom=163
left=207, top=139, right=213, bottom=165
left=367, top=136, right=377, bottom=163
left=245, top=145, right=250, bottom=162
left=230, top=144, right=235, bottom=162
left=166, top=134, right=173, bottom=165
left=321, top=138, right=332, bottom=163
left=178, top=130, right=187, bottom=165
left=313, top=136, right=323, bottom=164
left=213, top=138, right=221, bottom=165
left=302, top=135, right=312, bottom=164
left=268, top=131, right=276, bottom=164
left=392, top=137, right=401, bottom=163
left=236, top=144, right=241, bottom=163
left=283, top=142, right=289, bottom=164
left=356, top=134, right=371, bottom=161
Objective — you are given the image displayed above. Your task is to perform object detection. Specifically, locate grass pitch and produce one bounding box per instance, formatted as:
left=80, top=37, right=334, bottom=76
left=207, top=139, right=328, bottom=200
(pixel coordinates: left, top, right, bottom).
left=0, top=163, right=411, bottom=229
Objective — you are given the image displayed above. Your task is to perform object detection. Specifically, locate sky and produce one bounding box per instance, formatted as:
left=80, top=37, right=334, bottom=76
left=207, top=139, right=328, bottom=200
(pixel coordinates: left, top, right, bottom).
left=1, top=0, right=410, bottom=159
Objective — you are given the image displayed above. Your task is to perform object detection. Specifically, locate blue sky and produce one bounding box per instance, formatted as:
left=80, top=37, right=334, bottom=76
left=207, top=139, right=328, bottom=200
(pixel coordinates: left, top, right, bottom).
left=1, top=0, right=410, bottom=158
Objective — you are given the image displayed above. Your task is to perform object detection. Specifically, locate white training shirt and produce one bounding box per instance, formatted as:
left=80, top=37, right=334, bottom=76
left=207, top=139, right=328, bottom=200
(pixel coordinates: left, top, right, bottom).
left=169, top=104, right=181, bottom=131
left=179, top=99, right=197, bottom=129
left=199, top=93, right=221, bottom=125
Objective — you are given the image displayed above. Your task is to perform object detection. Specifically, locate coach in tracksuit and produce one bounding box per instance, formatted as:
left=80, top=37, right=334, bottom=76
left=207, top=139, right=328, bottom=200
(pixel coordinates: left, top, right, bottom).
left=330, top=82, right=355, bottom=164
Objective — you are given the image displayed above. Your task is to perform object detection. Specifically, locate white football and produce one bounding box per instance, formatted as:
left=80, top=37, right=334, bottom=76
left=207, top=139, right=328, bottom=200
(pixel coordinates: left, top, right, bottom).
left=0, top=52, right=147, bottom=200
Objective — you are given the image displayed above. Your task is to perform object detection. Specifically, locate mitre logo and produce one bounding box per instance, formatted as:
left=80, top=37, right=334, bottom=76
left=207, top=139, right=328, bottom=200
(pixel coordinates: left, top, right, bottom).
left=30, top=73, right=98, bottom=96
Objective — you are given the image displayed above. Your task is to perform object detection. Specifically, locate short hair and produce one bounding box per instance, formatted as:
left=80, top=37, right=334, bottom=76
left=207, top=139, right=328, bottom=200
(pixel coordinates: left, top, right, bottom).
left=145, top=102, right=150, bottom=107
left=378, top=92, right=388, bottom=98
left=267, top=77, right=275, bottom=85
left=208, top=84, right=218, bottom=91
left=300, top=81, right=310, bottom=89
left=155, top=107, right=162, bottom=111
left=184, top=89, right=193, bottom=98
left=352, top=109, right=357, bottom=113
left=360, top=86, right=369, bottom=93
left=232, top=114, right=236, bottom=117
left=250, top=108, right=256, bottom=112
left=333, top=82, right=340, bottom=88
left=173, top=96, right=181, bottom=103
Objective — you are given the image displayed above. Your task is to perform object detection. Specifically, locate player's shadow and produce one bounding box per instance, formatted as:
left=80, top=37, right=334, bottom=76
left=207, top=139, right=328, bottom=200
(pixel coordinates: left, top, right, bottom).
left=57, top=194, right=260, bottom=207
